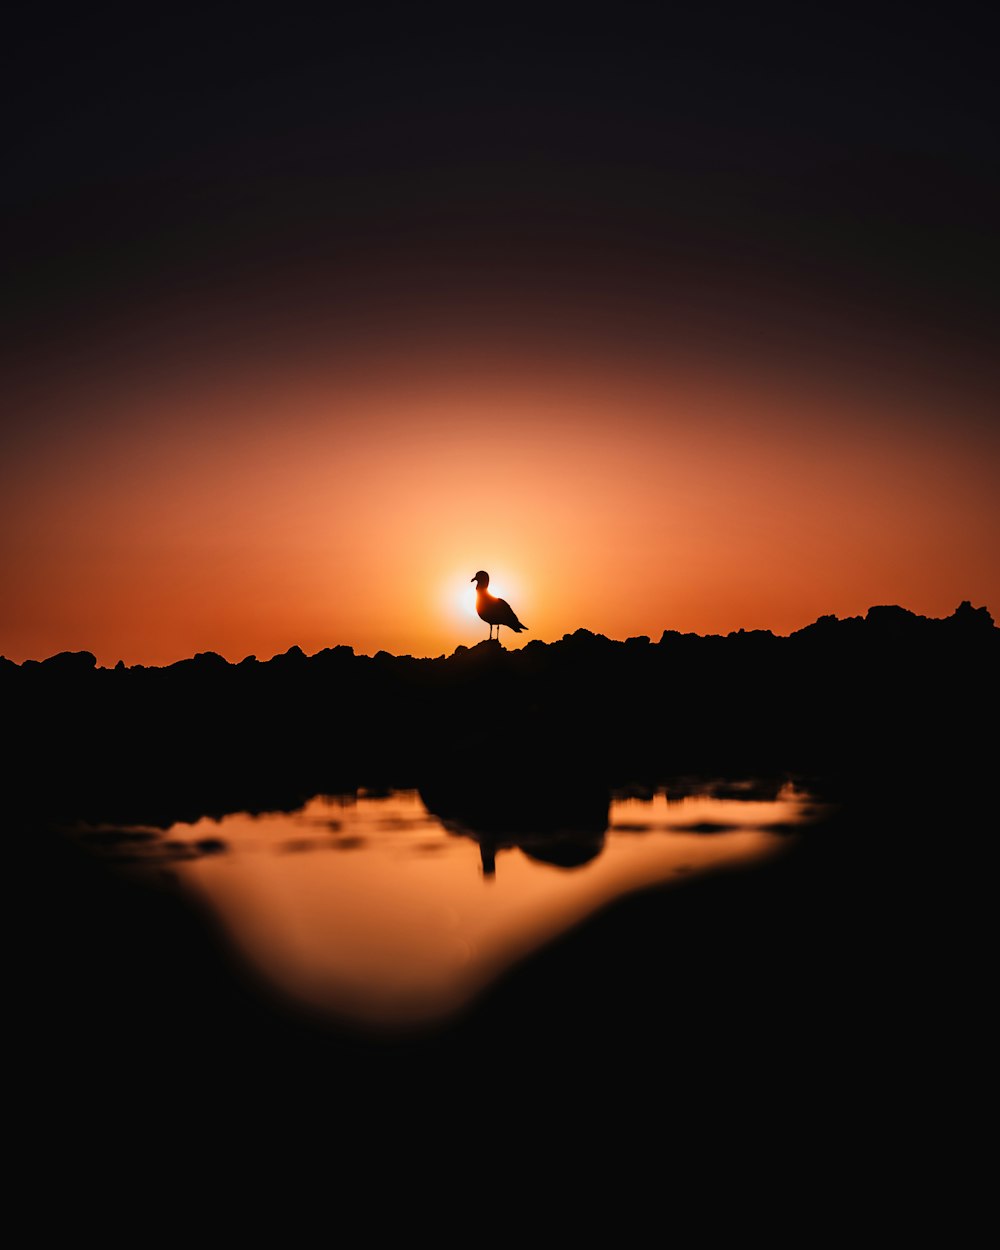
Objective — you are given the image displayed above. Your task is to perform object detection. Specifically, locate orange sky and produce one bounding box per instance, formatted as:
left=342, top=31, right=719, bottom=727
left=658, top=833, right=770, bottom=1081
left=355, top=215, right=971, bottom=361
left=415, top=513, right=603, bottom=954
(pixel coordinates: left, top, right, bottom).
left=4, top=9, right=998, bottom=667
left=2, top=295, right=997, bottom=667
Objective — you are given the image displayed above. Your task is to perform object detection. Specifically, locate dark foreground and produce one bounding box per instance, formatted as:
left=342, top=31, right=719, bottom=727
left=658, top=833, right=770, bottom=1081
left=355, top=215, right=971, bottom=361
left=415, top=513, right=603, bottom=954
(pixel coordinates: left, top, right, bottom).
left=4, top=603, right=995, bottom=1210
left=10, top=781, right=989, bottom=1222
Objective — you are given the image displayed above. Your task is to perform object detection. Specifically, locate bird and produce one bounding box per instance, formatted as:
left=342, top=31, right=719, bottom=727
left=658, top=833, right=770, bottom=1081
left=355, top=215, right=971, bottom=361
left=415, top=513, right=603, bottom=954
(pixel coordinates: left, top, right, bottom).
left=471, top=571, right=528, bottom=642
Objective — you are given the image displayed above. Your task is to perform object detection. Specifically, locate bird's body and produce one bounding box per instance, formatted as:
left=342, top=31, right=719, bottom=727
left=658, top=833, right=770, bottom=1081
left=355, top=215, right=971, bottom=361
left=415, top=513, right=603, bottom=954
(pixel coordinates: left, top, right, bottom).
left=472, top=570, right=528, bottom=641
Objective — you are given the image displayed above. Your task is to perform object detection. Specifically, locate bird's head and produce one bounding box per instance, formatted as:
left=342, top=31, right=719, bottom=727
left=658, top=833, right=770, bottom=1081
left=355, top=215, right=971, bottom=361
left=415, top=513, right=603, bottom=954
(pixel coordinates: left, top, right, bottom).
left=471, top=570, right=489, bottom=588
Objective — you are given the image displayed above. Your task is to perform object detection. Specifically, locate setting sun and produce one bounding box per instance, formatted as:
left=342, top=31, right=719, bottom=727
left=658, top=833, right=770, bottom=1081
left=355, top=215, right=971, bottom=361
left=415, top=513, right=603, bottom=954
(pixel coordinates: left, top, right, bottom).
left=1, top=5, right=996, bottom=671
left=1, top=336, right=996, bottom=665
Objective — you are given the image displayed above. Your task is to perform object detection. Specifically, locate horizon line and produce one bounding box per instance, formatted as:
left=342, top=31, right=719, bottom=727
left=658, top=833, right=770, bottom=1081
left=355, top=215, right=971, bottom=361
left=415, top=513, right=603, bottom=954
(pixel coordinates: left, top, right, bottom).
left=2, top=599, right=994, bottom=671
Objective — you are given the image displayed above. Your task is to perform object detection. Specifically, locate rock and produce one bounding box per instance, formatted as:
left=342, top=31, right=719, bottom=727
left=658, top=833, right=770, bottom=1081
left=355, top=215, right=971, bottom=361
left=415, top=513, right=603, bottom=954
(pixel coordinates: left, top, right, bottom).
left=40, top=650, right=97, bottom=672
left=948, top=600, right=995, bottom=631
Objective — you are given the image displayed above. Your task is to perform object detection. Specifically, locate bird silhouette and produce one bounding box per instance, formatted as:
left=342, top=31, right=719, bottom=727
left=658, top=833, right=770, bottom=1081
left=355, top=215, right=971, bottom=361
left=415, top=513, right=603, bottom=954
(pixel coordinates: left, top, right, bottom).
left=471, top=571, right=528, bottom=641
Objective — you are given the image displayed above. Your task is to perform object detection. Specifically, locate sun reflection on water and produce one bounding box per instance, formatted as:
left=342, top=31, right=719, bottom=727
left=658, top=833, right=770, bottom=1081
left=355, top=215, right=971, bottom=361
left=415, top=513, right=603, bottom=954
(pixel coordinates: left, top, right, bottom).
left=70, top=781, right=822, bottom=1028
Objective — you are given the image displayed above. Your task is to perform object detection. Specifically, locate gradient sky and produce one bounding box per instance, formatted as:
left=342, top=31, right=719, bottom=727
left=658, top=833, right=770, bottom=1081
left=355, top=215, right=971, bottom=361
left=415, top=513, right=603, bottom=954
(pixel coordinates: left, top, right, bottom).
left=3, top=7, right=998, bottom=665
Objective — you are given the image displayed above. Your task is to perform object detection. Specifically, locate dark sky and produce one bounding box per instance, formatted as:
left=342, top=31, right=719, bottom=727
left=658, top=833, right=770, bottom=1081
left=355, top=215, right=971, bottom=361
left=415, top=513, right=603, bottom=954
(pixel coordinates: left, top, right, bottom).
left=4, top=4, right=999, bottom=360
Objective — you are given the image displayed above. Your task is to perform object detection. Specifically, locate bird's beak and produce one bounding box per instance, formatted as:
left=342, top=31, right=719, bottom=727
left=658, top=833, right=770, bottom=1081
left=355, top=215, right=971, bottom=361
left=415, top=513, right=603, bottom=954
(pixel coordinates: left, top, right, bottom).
left=470, top=577, right=475, bottom=583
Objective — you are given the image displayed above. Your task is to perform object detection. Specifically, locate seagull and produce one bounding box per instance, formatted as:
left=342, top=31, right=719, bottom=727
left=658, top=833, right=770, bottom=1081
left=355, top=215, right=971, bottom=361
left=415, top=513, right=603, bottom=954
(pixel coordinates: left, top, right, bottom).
left=471, top=571, right=528, bottom=641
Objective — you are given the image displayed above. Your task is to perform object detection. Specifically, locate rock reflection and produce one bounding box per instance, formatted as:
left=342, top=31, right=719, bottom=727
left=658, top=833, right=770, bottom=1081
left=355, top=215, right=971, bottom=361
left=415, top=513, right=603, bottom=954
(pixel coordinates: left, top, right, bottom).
left=419, top=772, right=609, bottom=877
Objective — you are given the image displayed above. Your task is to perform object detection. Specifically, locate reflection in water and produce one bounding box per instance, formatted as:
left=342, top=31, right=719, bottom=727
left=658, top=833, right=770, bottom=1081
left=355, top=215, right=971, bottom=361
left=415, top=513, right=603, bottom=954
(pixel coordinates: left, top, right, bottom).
left=71, top=781, right=821, bottom=1029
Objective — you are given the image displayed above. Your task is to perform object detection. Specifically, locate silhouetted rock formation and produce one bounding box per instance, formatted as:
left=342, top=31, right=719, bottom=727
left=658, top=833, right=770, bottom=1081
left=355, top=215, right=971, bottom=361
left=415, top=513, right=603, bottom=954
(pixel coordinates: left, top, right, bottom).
left=6, top=603, right=994, bottom=1163
left=419, top=766, right=609, bottom=876
left=2, top=601, right=995, bottom=827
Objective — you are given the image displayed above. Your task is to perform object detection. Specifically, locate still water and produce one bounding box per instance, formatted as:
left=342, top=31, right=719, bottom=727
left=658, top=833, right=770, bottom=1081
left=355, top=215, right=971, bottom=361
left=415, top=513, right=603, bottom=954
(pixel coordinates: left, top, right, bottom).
left=73, top=780, right=822, bottom=1029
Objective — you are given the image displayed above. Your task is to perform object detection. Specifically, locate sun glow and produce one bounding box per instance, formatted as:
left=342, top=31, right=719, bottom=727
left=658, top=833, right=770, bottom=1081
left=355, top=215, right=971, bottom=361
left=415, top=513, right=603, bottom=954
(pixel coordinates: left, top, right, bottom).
left=444, top=570, right=528, bottom=638
left=1, top=329, right=996, bottom=666
left=451, top=578, right=480, bottom=623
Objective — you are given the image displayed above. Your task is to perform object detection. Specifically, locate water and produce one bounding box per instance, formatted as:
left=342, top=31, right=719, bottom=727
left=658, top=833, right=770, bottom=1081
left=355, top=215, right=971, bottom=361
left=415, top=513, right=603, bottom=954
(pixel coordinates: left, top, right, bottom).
left=70, top=779, right=824, bottom=1029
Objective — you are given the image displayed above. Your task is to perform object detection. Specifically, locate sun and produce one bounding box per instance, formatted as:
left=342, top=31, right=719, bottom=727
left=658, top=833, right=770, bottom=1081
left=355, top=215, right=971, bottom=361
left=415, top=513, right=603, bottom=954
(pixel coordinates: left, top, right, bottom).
left=443, top=569, right=522, bottom=631
left=456, top=580, right=480, bottom=621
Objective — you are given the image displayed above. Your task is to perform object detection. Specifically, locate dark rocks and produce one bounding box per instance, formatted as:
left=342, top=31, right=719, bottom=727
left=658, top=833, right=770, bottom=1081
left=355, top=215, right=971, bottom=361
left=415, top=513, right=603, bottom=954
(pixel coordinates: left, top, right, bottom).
left=865, top=604, right=921, bottom=632
left=168, top=650, right=230, bottom=674
left=949, top=599, right=995, bottom=631
left=0, top=600, right=994, bottom=827
left=270, top=644, right=307, bottom=665
left=194, top=838, right=228, bottom=856
left=39, top=650, right=97, bottom=672
left=314, top=645, right=355, bottom=661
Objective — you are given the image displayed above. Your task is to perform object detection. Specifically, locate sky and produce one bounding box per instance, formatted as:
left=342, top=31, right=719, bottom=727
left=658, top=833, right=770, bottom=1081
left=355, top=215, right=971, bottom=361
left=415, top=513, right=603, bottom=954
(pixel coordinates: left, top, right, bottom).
left=2, top=5, right=998, bottom=665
